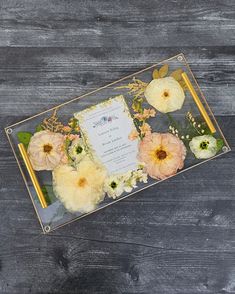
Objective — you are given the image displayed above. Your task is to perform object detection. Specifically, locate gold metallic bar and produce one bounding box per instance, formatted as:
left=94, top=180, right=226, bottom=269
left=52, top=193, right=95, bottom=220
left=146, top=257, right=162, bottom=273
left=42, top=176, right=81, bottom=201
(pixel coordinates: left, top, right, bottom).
left=18, top=143, right=48, bottom=208
left=182, top=72, right=216, bottom=134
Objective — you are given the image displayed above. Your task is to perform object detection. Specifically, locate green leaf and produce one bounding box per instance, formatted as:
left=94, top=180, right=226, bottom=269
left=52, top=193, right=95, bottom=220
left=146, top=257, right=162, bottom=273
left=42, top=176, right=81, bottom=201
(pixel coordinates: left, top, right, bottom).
left=41, top=185, right=57, bottom=205
left=17, top=132, right=32, bottom=149
left=132, top=100, right=143, bottom=113
left=216, top=138, right=224, bottom=151
left=35, top=124, right=43, bottom=132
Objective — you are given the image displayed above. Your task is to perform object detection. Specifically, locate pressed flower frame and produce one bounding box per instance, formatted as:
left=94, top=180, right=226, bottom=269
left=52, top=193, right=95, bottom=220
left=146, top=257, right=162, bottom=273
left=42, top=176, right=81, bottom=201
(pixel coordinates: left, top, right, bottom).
left=5, top=54, right=231, bottom=233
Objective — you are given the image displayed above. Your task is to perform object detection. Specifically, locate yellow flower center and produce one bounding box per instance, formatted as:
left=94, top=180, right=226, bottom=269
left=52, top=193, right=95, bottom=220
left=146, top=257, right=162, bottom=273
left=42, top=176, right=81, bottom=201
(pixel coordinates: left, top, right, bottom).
left=43, top=144, right=53, bottom=154
left=163, top=90, right=170, bottom=99
left=78, top=177, right=87, bottom=188
left=156, top=149, right=167, bottom=160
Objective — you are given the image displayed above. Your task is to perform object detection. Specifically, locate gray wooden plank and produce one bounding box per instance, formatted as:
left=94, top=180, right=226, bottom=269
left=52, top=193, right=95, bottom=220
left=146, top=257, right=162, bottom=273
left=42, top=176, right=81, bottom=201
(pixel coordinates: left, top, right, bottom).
left=0, top=242, right=234, bottom=294
left=0, top=0, right=235, bottom=47
left=0, top=47, right=234, bottom=116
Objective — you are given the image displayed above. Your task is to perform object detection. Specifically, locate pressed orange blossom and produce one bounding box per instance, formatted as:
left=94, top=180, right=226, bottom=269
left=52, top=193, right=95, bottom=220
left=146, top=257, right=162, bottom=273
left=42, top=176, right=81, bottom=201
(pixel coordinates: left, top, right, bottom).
left=138, top=133, right=186, bottom=180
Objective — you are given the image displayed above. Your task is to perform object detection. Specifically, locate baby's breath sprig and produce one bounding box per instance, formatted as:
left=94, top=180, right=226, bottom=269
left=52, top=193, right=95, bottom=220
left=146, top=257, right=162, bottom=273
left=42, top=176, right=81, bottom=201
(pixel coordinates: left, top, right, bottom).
left=167, top=112, right=193, bottom=143
left=168, top=111, right=211, bottom=146
left=186, top=112, right=205, bottom=135
left=168, top=125, right=191, bottom=141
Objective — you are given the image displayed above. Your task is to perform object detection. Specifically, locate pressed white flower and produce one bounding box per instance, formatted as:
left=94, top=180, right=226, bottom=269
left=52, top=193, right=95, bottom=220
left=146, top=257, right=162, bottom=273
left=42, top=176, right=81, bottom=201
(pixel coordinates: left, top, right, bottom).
left=27, top=130, right=65, bottom=171
left=133, top=169, right=148, bottom=183
left=123, top=171, right=137, bottom=193
left=144, top=77, right=185, bottom=113
left=53, top=157, right=107, bottom=213
left=104, top=175, right=125, bottom=199
left=189, top=135, right=217, bottom=159
left=68, top=138, right=86, bottom=163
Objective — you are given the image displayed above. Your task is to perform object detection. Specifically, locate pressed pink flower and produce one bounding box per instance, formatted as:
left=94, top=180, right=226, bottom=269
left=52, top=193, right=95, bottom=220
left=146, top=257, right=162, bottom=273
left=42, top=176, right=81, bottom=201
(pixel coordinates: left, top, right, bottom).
left=128, top=129, right=139, bottom=141
left=134, top=109, right=156, bottom=121
left=138, top=132, right=186, bottom=179
left=139, top=123, right=152, bottom=136
left=66, top=134, right=80, bottom=141
left=134, top=113, right=145, bottom=120
left=61, top=153, right=69, bottom=164
left=143, top=108, right=156, bottom=118
left=27, top=130, right=65, bottom=171
left=62, top=126, right=72, bottom=133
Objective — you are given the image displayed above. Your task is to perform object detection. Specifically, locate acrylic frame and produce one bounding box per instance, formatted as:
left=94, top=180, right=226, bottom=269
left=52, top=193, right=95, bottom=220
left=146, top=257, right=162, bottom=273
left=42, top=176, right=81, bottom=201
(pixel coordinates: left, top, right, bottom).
left=4, top=53, right=231, bottom=233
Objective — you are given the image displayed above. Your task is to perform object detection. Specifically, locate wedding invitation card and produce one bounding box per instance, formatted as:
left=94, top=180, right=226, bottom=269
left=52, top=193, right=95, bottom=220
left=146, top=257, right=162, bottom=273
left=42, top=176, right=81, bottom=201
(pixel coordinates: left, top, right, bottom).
left=75, top=96, right=139, bottom=174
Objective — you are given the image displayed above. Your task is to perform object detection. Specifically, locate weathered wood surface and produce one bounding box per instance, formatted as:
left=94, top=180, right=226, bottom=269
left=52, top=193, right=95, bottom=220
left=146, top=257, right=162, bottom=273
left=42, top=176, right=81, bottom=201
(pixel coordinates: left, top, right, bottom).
left=0, top=0, right=235, bottom=293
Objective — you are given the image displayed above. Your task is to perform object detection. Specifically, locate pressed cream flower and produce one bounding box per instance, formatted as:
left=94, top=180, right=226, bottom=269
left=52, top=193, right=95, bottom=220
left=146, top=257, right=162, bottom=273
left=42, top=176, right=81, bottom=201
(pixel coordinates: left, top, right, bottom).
left=144, top=77, right=185, bottom=113
left=53, top=157, right=107, bottom=213
left=104, top=175, right=125, bottom=199
left=122, top=171, right=137, bottom=193
left=27, top=130, right=65, bottom=171
left=189, top=135, right=217, bottom=159
left=104, top=169, right=148, bottom=198
left=138, top=132, right=186, bottom=180
left=68, top=138, right=86, bottom=163
left=133, top=169, right=148, bottom=184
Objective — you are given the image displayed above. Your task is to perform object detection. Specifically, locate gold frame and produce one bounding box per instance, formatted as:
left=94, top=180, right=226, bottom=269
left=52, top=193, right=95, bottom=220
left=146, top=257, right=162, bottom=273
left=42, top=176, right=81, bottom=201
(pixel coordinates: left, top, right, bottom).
left=18, top=143, right=47, bottom=208
left=4, top=53, right=231, bottom=234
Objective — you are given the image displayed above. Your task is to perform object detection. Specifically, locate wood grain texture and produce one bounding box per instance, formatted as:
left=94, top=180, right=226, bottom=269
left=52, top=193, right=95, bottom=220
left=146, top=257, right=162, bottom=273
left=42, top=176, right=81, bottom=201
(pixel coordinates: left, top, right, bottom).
left=0, top=0, right=235, bottom=293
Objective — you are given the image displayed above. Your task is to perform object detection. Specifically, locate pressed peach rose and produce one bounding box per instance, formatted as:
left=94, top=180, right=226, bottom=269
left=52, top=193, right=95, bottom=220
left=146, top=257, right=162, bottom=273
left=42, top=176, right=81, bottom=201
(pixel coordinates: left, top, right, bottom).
left=138, top=132, right=186, bottom=179
left=27, top=130, right=65, bottom=171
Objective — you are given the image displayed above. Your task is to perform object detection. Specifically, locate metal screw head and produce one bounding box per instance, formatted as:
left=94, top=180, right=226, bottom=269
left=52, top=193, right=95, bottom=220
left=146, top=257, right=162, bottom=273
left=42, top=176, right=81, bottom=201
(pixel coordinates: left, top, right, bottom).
left=44, top=225, right=51, bottom=233
left=222, top=146, right=229, bottom=152
left=177, top=55, right=183, bottom=61
left=6, top=128, right=13, bottom=134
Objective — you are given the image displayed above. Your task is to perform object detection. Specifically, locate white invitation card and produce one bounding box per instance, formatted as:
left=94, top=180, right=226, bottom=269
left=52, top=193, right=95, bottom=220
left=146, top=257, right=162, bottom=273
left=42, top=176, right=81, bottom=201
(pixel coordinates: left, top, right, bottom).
left=75, top=96, right=139, bottom=174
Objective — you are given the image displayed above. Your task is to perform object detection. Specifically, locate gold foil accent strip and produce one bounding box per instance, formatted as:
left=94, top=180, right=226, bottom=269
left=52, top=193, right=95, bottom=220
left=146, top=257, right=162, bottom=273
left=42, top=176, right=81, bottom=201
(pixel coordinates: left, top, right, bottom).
left=18, top=143, right=48, bottom=208
left=182, top=72, right=216, bottom=134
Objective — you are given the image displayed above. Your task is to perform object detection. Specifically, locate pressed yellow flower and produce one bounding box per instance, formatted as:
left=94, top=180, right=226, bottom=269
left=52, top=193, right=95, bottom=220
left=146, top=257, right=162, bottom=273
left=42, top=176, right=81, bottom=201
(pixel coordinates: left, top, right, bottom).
left=144, top=77, right=185, bottom=113
left=53, top=157, right=107, bottom=213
